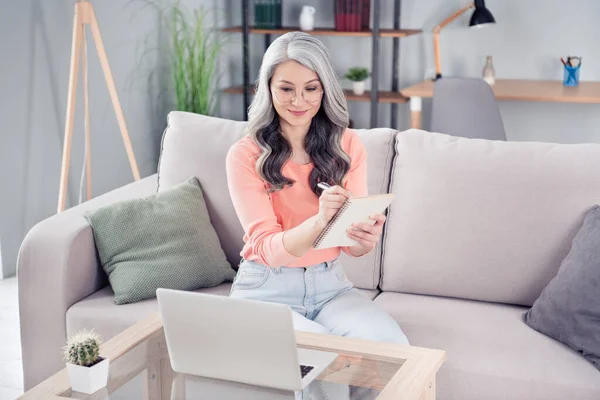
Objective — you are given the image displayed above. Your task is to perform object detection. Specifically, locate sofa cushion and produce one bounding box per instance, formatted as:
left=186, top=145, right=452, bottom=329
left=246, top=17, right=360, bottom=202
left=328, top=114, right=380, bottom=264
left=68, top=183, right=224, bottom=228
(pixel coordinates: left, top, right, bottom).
left=338, top=128, right=397, bottom=289
left=157, top=112, right=396, bottom=289
left=67, top=285, right=380, bottom=342
left=85, top=177, right=236, bottom=305
left=157, top=112, right=247, bottom=268
left=374, top=292, right=600, bottom=400
left=382, top=129, right=600, bottom=305
left=66, top=284, right=233, bottom=342
left=355, top=288, right=380, bottom=300
left=524, top=205, right=600, bottom=370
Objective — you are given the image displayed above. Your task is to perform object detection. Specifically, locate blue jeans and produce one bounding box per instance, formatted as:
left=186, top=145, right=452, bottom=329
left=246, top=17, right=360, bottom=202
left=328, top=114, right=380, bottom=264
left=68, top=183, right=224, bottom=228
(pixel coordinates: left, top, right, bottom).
left=229, top=258, right=410, bottom=399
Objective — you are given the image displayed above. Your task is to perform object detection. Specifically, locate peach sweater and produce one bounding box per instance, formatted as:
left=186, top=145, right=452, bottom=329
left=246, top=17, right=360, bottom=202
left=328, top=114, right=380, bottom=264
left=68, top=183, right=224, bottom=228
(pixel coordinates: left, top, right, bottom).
left=225, top=129, right=368, bottom=268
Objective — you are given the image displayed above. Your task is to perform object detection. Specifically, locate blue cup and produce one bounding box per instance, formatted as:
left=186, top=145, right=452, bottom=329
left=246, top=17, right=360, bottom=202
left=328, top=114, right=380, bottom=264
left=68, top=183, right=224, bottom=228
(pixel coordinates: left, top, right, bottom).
left=563, top=65, right=580, bottom=87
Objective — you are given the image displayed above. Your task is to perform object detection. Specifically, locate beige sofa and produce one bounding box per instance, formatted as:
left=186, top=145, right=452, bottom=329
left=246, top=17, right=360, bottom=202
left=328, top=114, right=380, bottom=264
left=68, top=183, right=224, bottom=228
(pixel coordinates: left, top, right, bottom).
left=18, top=112, right=600, bottom=398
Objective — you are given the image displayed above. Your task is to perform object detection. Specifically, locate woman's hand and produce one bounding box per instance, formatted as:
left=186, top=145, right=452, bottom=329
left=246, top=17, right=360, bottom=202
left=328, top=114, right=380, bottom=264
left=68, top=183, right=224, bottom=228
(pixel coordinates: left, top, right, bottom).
left=346, top=214, right=386, bottom=256
left=316, top=185, right=350, bottom=229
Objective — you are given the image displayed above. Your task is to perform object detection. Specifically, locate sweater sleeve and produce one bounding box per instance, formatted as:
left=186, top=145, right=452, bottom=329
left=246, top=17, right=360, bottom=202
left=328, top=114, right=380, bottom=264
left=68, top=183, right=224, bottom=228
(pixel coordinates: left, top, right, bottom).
left=226, top=141, right=300, bottom=267
left=341, top=130, right=370, bottom=257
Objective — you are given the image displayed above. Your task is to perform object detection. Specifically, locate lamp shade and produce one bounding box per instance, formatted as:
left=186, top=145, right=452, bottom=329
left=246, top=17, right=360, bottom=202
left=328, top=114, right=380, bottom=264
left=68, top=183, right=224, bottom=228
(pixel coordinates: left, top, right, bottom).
left=470, top=0, right=496, bottom=27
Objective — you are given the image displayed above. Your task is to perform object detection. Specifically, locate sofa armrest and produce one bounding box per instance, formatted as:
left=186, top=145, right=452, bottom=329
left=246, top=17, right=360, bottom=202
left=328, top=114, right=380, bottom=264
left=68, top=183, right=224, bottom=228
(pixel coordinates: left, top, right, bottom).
left=17, top=174, right=158, bottom=390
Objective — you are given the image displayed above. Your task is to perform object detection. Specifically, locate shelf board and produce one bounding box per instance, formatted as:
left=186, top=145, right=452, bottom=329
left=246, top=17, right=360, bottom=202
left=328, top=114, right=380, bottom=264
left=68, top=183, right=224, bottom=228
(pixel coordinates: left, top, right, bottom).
left=224, top=86, right=408, bottom=104
left=222, top=26, right=422, bottom=38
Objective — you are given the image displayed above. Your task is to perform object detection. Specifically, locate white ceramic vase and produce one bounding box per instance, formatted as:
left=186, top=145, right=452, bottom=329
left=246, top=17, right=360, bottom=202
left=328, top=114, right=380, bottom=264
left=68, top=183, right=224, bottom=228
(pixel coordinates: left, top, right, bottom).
left=299, top=6, right=316, bottom=31
left=352, top=81, right=365, bottom=95
left=482, top=55, right=496, bottom=85
left=67, top=358, right=110, bottom=394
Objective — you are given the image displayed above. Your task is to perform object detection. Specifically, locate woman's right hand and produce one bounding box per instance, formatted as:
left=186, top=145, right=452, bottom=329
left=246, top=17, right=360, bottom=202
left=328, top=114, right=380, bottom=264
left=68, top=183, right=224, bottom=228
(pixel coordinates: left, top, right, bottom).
left=316, top=185, right=351, bottom=229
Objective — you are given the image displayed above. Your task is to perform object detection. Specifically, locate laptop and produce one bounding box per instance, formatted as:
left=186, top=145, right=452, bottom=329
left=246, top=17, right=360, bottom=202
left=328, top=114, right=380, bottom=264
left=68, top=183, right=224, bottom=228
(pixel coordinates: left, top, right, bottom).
left=156, top=288, right=339, bottom=392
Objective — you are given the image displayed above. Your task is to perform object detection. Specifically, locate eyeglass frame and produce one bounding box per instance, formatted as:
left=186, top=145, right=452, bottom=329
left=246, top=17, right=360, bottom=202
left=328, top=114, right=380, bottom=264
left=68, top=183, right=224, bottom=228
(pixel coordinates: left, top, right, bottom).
left=271, top=84, right=324, bottom=104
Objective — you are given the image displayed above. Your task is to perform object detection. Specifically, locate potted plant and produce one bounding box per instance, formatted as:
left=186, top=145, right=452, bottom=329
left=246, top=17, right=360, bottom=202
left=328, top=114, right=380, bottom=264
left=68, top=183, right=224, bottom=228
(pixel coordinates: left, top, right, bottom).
left=132, top=1, right=224, bottom=116
left=63, top=330, right=109, bottom=394
left=167, top=5, right=224, bottom=116
left=344, top=67, right=370, bottom=95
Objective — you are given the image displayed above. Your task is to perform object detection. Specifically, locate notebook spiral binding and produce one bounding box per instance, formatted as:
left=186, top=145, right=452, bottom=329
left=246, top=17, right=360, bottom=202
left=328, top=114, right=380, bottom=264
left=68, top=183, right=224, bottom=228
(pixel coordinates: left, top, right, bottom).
left=313, top=198, right=353, bottom=248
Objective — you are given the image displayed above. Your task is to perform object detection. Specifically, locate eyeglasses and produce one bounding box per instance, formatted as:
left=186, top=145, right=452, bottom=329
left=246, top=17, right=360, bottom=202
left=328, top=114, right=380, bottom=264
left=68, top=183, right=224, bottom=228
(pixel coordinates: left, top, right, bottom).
left=272, top=85, right=324, bottom=104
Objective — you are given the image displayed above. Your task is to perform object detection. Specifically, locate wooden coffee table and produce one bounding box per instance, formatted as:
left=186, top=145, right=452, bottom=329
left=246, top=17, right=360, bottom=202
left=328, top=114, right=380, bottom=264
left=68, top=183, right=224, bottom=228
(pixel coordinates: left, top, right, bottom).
left=20, top=313, right=445, bottom=399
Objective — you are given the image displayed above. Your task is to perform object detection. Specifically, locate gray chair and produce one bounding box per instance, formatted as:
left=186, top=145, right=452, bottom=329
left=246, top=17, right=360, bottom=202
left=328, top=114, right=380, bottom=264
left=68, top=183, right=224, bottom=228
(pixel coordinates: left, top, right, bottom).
left=431, top=77, right=506, bottom=140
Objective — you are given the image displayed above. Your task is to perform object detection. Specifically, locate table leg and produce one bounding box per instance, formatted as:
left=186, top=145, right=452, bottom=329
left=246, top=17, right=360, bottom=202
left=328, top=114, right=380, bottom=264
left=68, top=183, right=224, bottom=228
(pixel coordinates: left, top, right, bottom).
left=142, top=361, right=160, bottom=400
left=170, top=373, right=187, bottom=400
left=410, top=96, right=423, bottom=129
left=419, top=376, right=436, bottom=400
left=160, top=358, right=174, bottom=400
left=140, top=356, right=176, bottom=400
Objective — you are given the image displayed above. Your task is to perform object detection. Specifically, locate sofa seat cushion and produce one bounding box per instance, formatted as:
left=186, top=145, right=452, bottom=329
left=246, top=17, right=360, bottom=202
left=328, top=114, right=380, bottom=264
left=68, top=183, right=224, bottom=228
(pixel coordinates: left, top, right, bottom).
left=66, top=284, right=233, bottom=342
left=67, top=285, right=380, bottom=342
left=374, top=292, right=600, bottom=400
left=356, top=288, right=380, bottom=300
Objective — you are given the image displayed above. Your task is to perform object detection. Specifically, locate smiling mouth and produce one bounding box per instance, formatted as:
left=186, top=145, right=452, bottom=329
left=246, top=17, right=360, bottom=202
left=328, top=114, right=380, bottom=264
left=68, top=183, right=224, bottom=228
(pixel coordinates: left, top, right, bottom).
left=288, top=109, right=308, bottom=116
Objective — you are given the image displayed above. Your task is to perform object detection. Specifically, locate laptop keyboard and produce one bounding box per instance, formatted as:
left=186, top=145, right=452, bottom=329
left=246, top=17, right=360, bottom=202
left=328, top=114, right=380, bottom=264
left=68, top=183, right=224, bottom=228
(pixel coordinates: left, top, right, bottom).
left=300, top=364, right=314, bottom=378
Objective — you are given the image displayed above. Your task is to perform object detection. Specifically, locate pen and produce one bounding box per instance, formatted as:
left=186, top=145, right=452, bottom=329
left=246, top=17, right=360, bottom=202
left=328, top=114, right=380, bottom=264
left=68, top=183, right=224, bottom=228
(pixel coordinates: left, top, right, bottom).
left=317, top=182, right=331, bottom=191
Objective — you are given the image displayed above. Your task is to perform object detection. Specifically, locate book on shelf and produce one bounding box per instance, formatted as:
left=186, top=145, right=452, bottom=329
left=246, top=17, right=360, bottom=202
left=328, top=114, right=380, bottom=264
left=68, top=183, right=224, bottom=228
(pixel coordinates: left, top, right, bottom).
left=361, top=0, right=370, bottom=30
left=254, top=0, right=282, bottom=29
left=335, top=0, right=370, bottom=32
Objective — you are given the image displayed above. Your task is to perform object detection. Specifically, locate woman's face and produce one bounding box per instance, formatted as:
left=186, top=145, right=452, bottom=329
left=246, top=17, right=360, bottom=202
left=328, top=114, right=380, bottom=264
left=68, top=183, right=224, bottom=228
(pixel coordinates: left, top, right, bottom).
left=270, top=60, right=323, bottom=128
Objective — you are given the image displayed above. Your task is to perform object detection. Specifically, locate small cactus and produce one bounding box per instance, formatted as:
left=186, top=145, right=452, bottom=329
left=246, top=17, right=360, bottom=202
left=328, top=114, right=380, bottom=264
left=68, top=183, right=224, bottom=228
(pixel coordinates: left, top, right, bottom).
left=63, top=330, right=102, bottom=367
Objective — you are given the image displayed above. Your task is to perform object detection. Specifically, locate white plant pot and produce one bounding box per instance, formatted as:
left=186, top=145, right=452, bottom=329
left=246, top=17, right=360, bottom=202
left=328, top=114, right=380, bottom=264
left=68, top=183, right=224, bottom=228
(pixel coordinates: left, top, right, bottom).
left=67, top=357, right=109, bottom=394
left=352, top=81, right=365, bottom=95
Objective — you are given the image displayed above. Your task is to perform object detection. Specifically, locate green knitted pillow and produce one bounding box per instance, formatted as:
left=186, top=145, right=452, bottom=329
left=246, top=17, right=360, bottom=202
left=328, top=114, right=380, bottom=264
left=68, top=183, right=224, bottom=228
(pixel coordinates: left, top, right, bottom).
left=85, top=177, right=236, bottom=305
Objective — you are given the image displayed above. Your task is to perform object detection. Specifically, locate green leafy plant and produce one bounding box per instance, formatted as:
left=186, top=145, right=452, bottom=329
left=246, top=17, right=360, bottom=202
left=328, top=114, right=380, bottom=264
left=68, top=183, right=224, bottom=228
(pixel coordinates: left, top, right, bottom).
left=133, top=0, right=225, bottom=116
left=169, top=4, right=223, bottom=115
left=344, top=67, right=370, bottom=82
left=63, top=330, right=102, bottom=367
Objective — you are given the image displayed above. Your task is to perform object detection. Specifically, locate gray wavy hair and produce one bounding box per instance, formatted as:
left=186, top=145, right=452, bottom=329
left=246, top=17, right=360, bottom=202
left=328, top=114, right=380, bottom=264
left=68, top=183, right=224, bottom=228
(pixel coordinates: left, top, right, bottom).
left=247, top=31, right=351, bottom=195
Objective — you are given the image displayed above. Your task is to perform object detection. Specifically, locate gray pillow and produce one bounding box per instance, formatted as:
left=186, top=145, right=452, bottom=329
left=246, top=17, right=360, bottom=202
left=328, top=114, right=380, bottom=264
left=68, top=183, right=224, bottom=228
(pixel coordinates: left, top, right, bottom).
left=85, top=177, right=236, bottom=305
left=523, top=205, right=600, bottom=370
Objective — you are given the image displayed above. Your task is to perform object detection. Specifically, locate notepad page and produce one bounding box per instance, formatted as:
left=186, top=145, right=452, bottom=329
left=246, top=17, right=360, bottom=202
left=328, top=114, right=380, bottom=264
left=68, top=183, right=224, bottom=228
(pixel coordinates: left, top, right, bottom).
left=314, top=193, right=395, bottom=250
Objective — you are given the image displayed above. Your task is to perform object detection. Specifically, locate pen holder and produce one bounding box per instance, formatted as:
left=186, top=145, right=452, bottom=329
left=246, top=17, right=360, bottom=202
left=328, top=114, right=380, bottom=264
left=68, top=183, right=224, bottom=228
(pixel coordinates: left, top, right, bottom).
left=563, top=65, right=580, bottom=87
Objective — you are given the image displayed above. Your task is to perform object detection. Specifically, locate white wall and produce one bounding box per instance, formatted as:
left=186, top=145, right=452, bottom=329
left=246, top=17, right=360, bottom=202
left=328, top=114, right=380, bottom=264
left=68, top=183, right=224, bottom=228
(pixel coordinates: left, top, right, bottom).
left=2, top=0, right=599, bottom=277
left=0, top=0, right=170, bottom=277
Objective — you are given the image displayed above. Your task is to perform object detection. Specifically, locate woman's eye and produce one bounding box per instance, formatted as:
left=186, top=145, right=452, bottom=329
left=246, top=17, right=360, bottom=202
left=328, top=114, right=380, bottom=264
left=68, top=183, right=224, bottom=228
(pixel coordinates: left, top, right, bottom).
left=306, top=87, right=320, bottom=92
left=281, top=88, right=294, bottom=93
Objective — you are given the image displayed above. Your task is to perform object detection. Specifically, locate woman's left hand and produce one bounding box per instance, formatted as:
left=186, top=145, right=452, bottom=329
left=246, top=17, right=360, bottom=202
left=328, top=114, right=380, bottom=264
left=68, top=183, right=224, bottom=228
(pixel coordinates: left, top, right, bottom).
left=346, top=214, right=386, bottom=256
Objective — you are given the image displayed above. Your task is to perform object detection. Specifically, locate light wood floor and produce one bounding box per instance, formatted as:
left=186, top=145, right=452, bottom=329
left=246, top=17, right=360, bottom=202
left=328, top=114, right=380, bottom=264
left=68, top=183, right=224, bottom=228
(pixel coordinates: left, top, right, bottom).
left=0, top=277, right=23, bottom=399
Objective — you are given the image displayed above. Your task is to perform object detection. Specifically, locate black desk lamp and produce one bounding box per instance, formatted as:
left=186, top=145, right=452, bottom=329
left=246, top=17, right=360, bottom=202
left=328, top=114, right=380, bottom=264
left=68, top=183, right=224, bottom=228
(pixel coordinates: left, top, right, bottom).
left=433, top=0, right=496, bottom=80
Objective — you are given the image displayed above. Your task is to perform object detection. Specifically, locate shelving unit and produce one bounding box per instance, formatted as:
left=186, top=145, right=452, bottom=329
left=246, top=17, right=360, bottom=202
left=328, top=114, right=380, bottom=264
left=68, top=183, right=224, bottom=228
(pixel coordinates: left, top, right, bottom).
left=223, top=0, right=421, bottom=129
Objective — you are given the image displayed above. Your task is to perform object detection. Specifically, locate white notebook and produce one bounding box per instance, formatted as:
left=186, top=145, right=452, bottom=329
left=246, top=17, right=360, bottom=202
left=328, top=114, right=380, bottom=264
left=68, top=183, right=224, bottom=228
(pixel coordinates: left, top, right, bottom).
left=313, top=193, right=396, bottom=250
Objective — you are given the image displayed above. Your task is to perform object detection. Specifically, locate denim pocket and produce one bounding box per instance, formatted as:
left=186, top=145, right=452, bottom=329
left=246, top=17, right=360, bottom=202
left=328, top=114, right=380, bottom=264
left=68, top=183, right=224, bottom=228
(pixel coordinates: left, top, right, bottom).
left=232, top=262, right=270, bottom=290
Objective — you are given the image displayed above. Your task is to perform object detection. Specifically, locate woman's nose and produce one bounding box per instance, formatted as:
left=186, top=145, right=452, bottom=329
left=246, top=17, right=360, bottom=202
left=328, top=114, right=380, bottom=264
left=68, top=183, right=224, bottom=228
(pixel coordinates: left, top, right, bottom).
left=291, top=92, right=305, bottom=106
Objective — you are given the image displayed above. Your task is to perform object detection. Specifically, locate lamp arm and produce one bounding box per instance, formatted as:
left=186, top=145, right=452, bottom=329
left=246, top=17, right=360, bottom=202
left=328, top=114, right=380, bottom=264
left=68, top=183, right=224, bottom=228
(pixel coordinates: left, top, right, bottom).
left=432, top=2, right=475, bottom=79
left=433, top=31, right=442, bottom=79
left=432, top=2, right=475, bottom=33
